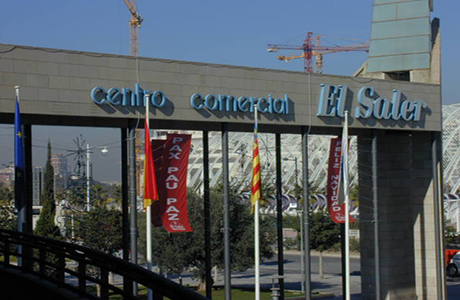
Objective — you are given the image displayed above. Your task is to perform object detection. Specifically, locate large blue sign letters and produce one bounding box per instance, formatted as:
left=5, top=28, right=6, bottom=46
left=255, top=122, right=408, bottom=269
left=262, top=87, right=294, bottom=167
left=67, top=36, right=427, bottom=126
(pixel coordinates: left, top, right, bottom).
left=190, top=93, right=289, bottom=114
left=316, top=84, right=427, bottom=122
left=91, top=84, right=289, bottom=115
left=91, top=84, right=166, bottom=108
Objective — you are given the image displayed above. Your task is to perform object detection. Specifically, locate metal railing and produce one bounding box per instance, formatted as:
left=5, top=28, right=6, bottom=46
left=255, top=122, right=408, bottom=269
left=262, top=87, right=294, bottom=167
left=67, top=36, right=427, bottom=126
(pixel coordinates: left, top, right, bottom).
left=0, top=229, right=208, bottom=300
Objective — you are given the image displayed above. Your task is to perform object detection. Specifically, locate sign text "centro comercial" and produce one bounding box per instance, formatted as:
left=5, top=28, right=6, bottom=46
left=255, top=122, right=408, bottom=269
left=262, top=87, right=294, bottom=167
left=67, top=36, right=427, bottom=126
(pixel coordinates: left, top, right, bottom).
left=90, top=84, right=290, bottom=115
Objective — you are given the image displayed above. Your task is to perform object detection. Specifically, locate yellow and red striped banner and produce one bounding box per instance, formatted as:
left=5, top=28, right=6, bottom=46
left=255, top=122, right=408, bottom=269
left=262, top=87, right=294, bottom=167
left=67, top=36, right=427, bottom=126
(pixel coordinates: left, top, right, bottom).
left=251, top=124, right=261, bottom=214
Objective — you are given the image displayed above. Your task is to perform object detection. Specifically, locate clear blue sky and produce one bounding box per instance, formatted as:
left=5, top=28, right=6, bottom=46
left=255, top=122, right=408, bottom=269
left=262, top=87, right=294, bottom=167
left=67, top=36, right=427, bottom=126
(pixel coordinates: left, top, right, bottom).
left=1, top=0, right=457, bottom=100
left=0, top=0, right=458, bottom=182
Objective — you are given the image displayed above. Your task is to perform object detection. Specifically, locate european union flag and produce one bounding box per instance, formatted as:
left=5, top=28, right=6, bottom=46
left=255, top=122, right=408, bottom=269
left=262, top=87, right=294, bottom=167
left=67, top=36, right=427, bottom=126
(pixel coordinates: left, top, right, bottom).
left=14, top=93, right=25, bottom=211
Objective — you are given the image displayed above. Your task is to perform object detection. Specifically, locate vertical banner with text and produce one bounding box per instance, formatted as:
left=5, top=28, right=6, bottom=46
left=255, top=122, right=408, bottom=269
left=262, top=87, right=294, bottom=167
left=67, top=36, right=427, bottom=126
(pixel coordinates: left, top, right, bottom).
left=159, top=134, right=193, bottom=232
left=327, top=138, right=354, bottom=224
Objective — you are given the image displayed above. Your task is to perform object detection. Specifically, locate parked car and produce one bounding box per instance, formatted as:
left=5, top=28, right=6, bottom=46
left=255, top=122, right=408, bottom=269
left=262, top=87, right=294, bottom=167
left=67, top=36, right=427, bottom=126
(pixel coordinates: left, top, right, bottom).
left=446, top=248, right=460, bottom=277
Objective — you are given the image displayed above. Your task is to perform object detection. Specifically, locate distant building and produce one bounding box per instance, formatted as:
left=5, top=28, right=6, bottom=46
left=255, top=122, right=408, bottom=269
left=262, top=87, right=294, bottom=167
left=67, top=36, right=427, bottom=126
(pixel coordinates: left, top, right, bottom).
left=0, top=166, right=13, bottom=188
left=51, top=154, right=68, bottom=196
left=32, top=166, right=44, bottom=206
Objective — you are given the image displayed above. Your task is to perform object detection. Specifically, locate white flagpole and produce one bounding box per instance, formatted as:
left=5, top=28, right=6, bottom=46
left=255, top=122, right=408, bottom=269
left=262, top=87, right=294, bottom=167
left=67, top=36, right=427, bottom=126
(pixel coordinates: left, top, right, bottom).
left=342, top=111, right=350, bottom=300
left=254, top=104, right=260, bottom=300
left=146, top=95, right=153, bottom=300
left=255, top=200, right=260, bottom=300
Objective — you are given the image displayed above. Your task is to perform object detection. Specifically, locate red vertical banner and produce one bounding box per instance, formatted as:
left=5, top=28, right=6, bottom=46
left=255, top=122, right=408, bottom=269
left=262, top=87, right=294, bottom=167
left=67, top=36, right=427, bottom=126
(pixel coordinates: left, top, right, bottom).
left=327, top=138, right=354, bottom=224
left=159, top=134, right=193, bottom=233
left=143, top=118, right=159, bottom=208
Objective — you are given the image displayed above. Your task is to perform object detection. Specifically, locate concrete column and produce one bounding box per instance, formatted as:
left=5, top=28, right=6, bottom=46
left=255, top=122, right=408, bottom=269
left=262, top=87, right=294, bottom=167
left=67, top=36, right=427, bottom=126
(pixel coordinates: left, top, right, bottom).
left=359, top=131, right=445, bottom=300
left=411, top=131, right=445, bottom=300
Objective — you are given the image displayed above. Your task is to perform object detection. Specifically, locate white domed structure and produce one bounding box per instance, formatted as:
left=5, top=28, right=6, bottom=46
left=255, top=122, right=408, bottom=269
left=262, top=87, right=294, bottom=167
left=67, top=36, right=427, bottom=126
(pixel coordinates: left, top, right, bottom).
left=442, top=103, right=460, bottom=193
left=187, top=103, right=460, bottom=196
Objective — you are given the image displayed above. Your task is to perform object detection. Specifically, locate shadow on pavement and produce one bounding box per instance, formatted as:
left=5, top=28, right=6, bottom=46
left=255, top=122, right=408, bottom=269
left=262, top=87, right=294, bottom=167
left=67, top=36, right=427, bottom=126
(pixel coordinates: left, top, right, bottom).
left=262, top=259, right=293, bottom=266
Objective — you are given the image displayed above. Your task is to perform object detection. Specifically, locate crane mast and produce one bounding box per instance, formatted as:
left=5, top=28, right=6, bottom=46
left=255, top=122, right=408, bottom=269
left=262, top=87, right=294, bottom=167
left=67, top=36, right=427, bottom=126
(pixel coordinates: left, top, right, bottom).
left=267, top=32, right=369, bottom=74
left=123, top=0, right=144, bottom=197
left=124, top=0, right=143, bottom=57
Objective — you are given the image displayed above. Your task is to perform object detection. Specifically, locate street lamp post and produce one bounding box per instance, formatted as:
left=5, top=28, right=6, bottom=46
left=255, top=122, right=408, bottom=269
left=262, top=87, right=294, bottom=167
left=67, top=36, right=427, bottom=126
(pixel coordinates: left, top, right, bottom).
left=85, top=144, right=109, bottom=212
left=299, top=209, right=305, bottom=293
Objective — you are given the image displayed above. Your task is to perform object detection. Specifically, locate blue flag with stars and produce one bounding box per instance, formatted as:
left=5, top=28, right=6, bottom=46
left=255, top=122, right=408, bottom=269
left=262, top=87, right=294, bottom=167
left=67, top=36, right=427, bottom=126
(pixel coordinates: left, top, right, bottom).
left=14, top=99, right=24, bottom=170
left=14, top=95, right=25, bottom=210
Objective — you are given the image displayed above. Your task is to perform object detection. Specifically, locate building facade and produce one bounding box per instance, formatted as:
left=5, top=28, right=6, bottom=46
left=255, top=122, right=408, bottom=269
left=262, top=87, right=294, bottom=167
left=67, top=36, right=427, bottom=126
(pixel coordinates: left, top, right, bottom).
left=0, top=37, right=444, bottom=299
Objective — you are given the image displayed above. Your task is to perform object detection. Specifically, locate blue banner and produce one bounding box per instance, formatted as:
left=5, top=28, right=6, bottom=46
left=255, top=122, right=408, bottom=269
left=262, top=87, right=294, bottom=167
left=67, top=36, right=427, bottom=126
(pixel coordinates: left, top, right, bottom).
left=14, top=97, right=25, bottom=210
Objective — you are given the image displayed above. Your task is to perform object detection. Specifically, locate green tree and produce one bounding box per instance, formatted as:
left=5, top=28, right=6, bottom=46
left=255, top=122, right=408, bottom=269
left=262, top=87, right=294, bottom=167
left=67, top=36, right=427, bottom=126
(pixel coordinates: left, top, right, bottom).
left=0, top=206, right=16, bottom=230
left=65, top=179, right=87, bottom=210
left=91, top=184, right=109, bottom=207
left=139, top=189, right=276, bottom=291
left=64, top=179, right=113, bottom=210
left=61, top=181, right=122, bottom=296
left=68, top=205, right=122, bottom=297
left=446, top=225, right=460, bottom=245
left=63, top=183, right=117, bottom=245
left=113, top=184, right=122, bottom=207
left=35, top=141, right=60, bottom=239
left=310, top=211, right=341, bottom=279
left=283, top=182, right=324, bottom=249
left=0, top=184, right=15, bottom=230
left=0, top=184, right=13, bottom=205
left=74, top=207, right=123, bottom=254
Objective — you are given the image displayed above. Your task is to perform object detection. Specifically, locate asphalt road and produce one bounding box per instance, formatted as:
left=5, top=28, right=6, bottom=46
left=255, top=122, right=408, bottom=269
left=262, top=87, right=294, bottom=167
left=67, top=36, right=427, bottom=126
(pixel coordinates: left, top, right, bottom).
left=256, top=252, right=361, bottom=298
left=81, top=251, right=460, bottom=299
left=171, top=252, right=362, bottom=299
left=448, top=277, right=460, bottom=299
left=277, top=251, right=360, bottom=276
left=261, top=253, right=460, bottom=299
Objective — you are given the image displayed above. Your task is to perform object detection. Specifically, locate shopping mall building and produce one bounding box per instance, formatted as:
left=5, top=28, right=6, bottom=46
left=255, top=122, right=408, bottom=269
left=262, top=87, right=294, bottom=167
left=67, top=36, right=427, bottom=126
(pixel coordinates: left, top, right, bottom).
left=0, top=0, right=446, bottom=299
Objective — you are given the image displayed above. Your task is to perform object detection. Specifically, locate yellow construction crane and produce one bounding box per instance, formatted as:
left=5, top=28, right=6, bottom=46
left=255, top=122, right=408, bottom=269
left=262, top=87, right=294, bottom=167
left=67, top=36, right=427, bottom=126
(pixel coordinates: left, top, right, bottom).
left=268, top=32, right=369, bottom=74
left=123, top=0, right=143, bottom=57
